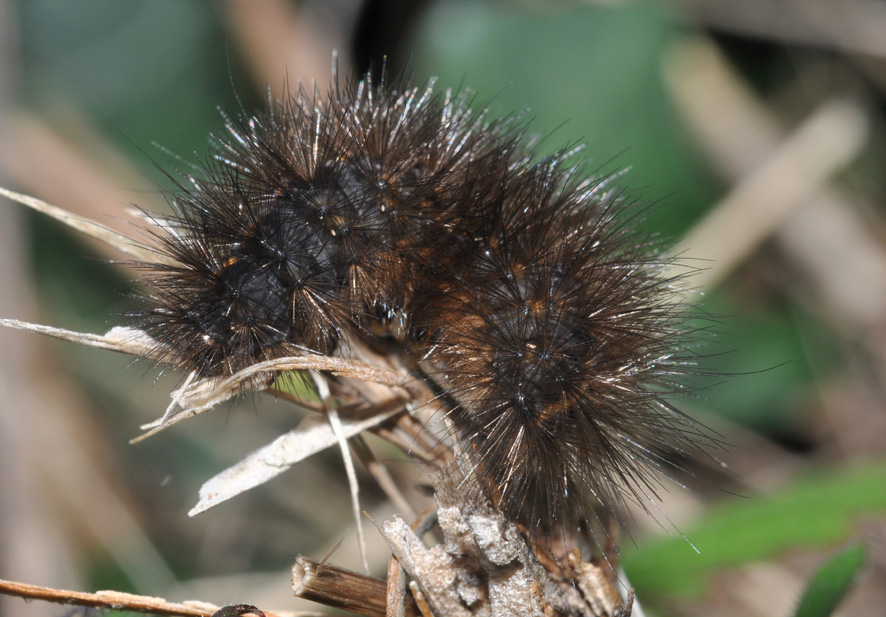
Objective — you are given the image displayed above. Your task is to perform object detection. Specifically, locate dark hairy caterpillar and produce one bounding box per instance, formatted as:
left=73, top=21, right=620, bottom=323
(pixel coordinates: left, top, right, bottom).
left=135, top=68, right=713, bottom=539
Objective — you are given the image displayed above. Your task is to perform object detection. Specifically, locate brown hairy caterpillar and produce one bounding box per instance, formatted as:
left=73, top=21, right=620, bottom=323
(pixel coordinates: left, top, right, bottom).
left=0, top=65, right=718, bottom=560
left=129, top=67, right=716, bottom=541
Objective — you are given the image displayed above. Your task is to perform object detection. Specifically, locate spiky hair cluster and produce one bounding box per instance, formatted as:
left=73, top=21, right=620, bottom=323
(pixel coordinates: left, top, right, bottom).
left=135, top=70, right=709, bottom=537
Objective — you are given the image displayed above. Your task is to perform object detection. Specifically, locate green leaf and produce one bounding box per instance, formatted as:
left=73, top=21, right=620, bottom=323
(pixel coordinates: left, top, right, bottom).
left=270, top=372, right=318, bottom=402
left=794, top=543, right=866, bottom=617
left=405, top=0, right=720, bottom=239
left=621, top=462, right=886, bottom=598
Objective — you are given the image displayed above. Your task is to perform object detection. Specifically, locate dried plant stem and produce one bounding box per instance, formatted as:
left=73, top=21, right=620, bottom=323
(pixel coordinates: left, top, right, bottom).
left=292, top=556, right=420, bottom=617
left=0, top=577, right=217, bottom=616
left=0, top=186, right=166, bottom=264
left=681, top=0, right=886, bottom=60
left=0, top=577, right=334, bottom=617
left=313, top=371, right=371, bottom=574
left=352, top=435, right=418, bottom=521
left=665, top=37, right=886, bottom=331
left=386, top=554, right=409, bottom=617
left=667, top=94, right=866, bottom=290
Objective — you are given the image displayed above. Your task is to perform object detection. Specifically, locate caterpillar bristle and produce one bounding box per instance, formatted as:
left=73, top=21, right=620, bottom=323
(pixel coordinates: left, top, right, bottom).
left=130, top=67, right=713, bottom=542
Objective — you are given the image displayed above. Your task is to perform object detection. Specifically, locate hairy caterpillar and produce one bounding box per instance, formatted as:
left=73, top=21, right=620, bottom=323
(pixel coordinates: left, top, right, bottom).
left=125, top=67, right=713, bottom=540
left=1, top=66, right=715, bottom=552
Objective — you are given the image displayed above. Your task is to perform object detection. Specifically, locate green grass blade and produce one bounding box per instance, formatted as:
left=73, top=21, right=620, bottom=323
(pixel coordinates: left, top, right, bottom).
left=794, top=542, right=866, bottom=617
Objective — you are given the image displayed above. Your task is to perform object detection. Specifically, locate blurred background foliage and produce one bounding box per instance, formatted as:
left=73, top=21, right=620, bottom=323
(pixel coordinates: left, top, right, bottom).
left=1, top=0, right=885, bottom=616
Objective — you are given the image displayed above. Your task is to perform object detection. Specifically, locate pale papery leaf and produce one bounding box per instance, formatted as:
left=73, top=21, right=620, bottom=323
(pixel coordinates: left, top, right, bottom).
left=189, top=400, right=405, bottom=516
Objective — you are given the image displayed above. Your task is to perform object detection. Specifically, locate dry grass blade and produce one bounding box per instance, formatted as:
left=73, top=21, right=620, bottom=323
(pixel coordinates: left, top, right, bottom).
left=666, top=96, right=868, bottom=290
left=0, top=319, right=159, bottom=357
left=681, top=0, right=886, bottom=59
left=189, top=399, right=405, bottom=516
left=0, top=186, right=171, bottom=264
left=136, top=355, right=404, bottom=440
left=665, top=37, right=886, bottom=332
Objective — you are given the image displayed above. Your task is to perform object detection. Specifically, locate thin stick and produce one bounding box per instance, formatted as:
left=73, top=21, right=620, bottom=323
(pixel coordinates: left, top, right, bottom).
left=667, top=97, right=867, bottom=290
left=0, top=187, right=169, bottom=264
left=0, top=577, right=326, bottom=617
left=312, top=372, right=370, bottom=574
left=386, top=555, right=407, bottom=617
left=291, top=556, right=419, bottom=617
left=351, top=435, right=417, bottom=521
left=681, top=0, right=886, bottom=60
left=408, top=582, right=435, bottom=617
left=0, top=577, right=216, bottom=616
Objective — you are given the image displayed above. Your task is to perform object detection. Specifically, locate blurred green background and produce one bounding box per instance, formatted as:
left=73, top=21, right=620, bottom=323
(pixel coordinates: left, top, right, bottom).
left=1, top=1, right=884, bottom=616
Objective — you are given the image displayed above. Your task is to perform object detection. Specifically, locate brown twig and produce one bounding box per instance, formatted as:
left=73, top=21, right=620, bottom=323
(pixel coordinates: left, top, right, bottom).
left=222, top=0, right=347, bottom=98
left=352, top=435, right=418, bottom=521
left=0, top=577, right=323, bottom=617
left=0, top=577, right=217, bottom=616
left=292, top=556, right=419, bottom=617
left=679, top=0, right=886, bottom=60
left=386, top=554, right=408, bottom=617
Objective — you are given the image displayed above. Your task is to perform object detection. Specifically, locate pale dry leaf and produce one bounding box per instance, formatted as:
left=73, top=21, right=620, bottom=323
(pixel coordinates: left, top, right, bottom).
left=189, top=400, right=405, bottom=516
